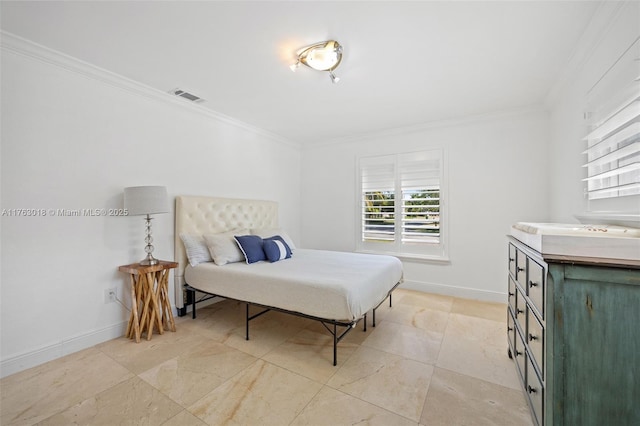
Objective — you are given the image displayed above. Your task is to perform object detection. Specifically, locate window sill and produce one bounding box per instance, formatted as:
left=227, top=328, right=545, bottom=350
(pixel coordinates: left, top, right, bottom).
left=356, top=249, right=450, bottom=265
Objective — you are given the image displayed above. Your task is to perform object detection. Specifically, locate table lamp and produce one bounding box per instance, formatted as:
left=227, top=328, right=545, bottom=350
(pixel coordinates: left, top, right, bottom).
left=124, top=186, right=169, bottom=265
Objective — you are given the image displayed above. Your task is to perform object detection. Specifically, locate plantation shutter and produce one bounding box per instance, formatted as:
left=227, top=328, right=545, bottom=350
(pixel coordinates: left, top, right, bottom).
left=359, top=150, right=444, bottom=256
left=398, top=152, right=441, bottom=244
left=360, top=156, right=396, bottom=242
left=583, top=38, right=640, bottom=200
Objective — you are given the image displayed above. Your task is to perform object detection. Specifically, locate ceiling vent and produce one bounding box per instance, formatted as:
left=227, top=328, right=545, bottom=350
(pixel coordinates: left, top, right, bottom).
left=170, top=88, right=205, bottom=103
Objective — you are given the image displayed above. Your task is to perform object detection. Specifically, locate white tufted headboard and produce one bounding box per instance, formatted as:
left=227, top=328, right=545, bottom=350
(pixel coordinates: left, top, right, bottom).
left=174, top=195, right=278, bottom=310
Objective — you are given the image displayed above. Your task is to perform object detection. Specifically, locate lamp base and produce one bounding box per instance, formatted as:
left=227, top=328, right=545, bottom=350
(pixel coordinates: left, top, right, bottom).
left=139, top=255, right=160, bottom=266
left=139, top=215, right=159, bottom=266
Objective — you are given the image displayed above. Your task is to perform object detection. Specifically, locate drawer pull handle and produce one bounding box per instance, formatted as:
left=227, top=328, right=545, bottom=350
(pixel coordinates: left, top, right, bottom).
left=528, top=385, right=538, bottom=394
left=529, top=280, right=538, bottom=288
left=515, top=350, right=522, bottom=357
left=517, top=308, right=524, bottom=315
left=508, top=292, right=515, bottom=296
left=517, top=267, right=525, bottom=272
left=528, top=333, right=538, bottom=341
left=507, top=326, right=513, bottom=332
left=509, top=258, right=515, bottom=263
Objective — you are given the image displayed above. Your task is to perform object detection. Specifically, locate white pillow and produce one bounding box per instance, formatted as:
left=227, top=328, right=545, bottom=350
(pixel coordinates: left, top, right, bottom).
left=180, top=234, right=212, bottom=267
left=204, top=229, right=249, bottom=265
left=251, top=228, right=297, bottom=251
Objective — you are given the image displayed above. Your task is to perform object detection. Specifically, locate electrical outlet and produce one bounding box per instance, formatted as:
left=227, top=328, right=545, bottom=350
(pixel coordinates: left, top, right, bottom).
left=104, top=287, right=117, bottom=304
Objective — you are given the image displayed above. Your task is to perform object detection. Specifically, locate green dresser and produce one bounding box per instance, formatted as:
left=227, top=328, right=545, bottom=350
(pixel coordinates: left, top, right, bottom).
left=507, top=236, right=640, bottom=426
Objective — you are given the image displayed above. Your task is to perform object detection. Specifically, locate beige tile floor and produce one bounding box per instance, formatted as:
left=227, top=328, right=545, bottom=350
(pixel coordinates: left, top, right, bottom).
left=0, top=289, right=534, bottom=425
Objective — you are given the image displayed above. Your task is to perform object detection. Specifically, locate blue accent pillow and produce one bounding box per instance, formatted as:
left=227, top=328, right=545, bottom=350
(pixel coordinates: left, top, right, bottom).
left=234, top=235, right=266, bottom=264
left=264, top=235, right=292, bottom=258
left=263, top=238, right=292, bottom=262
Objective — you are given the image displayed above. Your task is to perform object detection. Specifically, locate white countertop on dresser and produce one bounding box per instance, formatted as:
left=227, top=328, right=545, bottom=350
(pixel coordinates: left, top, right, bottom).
left=510, top=222, right=640, bottom=263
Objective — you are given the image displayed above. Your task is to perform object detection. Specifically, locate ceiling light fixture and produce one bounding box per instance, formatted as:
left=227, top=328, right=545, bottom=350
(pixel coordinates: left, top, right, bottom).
left=290, top=40, right=343, bottom=83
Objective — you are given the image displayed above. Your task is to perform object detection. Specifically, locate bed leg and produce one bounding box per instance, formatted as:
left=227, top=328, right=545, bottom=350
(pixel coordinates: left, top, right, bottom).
left=333, top=323, right=338, bottom=366
left=246, top=304, right=250, bottom=341
left=389, top=292, right=392, bottom=307
left=363, top=314, right=367, bottom=332
left=373, top=308, right=376, bottom=327
left=191, top=289, right=196, bottom=319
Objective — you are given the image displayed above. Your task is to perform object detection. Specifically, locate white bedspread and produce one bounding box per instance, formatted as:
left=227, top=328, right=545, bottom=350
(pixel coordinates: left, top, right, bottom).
left=184, top=249, right=403, bottom=321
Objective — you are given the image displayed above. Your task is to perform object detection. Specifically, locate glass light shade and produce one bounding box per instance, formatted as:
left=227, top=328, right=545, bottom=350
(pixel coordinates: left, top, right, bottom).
left=298, top=40, right=342, bottom=71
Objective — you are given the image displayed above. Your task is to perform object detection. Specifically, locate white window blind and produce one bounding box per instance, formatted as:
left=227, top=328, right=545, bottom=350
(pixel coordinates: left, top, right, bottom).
left=583, top=37, right=640, bottom=200
left=361, top=159, right=395, bottom=242
left=399, top=153, right=441, bottom=245
left=358, top=150, right=446, bottom=260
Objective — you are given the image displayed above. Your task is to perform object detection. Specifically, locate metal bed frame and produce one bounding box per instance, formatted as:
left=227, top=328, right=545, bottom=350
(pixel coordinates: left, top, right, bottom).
left=181, top=281, right=401, bottom=366
left=173, top=196, right=403, bottom=366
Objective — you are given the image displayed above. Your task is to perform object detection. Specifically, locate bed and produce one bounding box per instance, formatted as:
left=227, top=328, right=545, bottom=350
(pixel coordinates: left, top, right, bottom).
left=174, top=195, right=403, bottom=365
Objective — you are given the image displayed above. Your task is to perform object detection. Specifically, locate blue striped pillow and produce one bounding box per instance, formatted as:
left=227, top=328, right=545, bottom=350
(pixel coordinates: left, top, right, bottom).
left=263, top=238, right=292, bottom=262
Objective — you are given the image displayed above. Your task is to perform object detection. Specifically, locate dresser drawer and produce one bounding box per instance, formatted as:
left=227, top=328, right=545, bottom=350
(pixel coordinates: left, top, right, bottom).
left=527, top=307, right=544, bottom=377
left=516, top=249, right=528, bottom=288
left=508, top=243, right=517, bottom=278
left=514, top=327, right=527, bottom=381
left=507, top=308, right=516, bottom=351
left=515, top=285, right=526, bottom=332
left=526, top=356, right=544, bottom=426
left=527, top=258, right=545, bottom=319
left=508, top=277, right=517, bottom=311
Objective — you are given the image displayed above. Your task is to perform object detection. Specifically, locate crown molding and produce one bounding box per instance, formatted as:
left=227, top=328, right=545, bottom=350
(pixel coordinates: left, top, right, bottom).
left=0, top=31, right=300, bottom=150
left=307, top=104, right=546, bottom=149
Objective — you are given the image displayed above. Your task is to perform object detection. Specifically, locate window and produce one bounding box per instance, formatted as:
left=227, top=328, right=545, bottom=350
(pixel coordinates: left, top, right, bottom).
left=583, top=38, right=640, bottom=200
left=357, top=150, right=447, bottom=260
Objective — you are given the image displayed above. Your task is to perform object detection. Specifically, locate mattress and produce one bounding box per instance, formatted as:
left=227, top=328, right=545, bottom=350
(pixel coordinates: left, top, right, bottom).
left=184, top=248, right=403, bottom=321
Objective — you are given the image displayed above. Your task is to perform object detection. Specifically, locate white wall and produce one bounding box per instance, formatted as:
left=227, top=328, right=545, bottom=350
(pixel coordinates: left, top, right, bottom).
left=3, top=1, right=636, bottom=379
left=547, top=1, right=640, bottom=223
left=300, top=109, right=550, bottom=302
left=0, top=39, right=302, bottom=377
left=299, top=2, right=640, bottom=303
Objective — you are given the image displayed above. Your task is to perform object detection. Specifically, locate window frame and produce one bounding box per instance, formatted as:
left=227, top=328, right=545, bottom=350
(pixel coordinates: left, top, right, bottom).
left=356, top=149, right=449, bottom=262
left=583, top=37, right=640, bottom=201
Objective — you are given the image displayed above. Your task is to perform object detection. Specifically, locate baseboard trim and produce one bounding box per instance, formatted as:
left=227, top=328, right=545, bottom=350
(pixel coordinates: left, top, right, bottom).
left=0, top=321, right=127, bottom=379
left=399, top=280, right=507, bottom=304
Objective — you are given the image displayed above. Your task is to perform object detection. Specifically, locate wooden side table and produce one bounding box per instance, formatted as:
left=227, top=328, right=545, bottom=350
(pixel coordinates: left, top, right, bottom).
left=118, top=260, right=178, bottom=342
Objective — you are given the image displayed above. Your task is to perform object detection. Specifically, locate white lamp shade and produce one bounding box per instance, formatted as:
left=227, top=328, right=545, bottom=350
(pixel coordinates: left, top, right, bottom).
left=124, top=186, right=169, bottom=216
